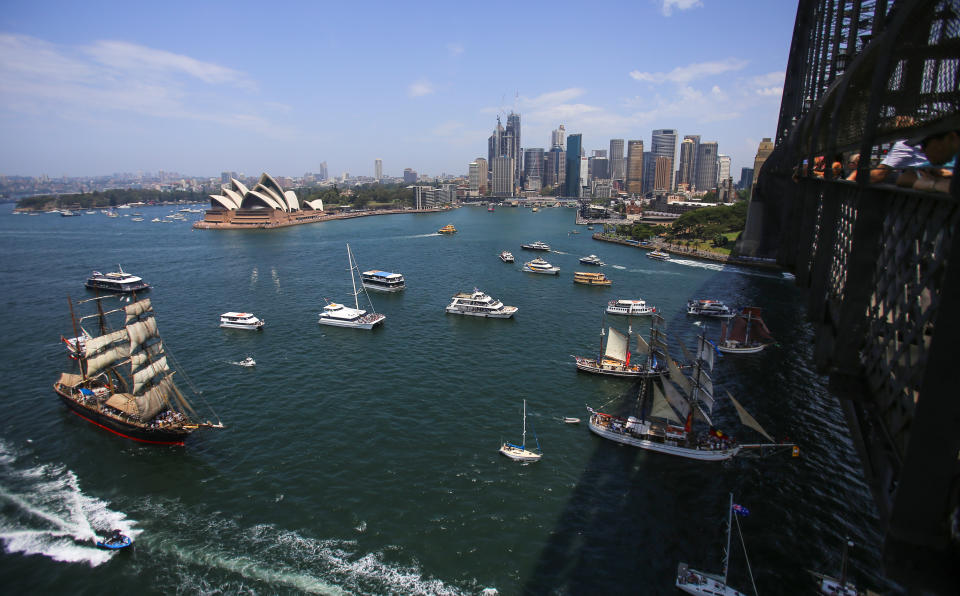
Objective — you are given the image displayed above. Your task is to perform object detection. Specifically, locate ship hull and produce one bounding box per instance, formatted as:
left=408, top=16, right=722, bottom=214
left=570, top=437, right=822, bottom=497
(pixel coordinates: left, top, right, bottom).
left=573, top=356, right=653, bottom=378
left=716, top=343, right=767, bottom=354
left=588, top=415, right=739, bottom=461
left=54, top=385, right=192, bottom=445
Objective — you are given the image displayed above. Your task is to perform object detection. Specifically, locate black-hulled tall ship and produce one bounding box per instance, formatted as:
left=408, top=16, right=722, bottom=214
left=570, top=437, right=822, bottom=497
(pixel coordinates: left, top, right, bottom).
left=54, top=295, right=224, bottom=445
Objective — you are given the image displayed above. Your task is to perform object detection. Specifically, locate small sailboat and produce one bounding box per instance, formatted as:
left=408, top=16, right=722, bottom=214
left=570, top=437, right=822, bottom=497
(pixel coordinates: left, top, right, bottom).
left=810, top=539, right=864, bottom=596
left=676, top=493, right=757, bottom=595
left=499, top=400, right=542, bottom=461
left=717, top=307, right=774, bottom=354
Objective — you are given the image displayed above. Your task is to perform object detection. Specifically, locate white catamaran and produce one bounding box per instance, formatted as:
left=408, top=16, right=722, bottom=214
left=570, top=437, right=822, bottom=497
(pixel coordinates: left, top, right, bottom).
left=588, top=332, right=796, bottom=461
left=318, top=244, right=387, bottom=330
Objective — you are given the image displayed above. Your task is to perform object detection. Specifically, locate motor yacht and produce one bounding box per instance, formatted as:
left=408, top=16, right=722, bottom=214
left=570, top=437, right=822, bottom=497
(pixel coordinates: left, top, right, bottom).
left=686, top=299, right=734, bottom=318
left=220, top=312, right=265, bottom=330
left=500, top=251, right=515, bottom=263
left=85, top=266, right=150, bottom=293
left=523, top=258, right=559, bottom=275
left=446, top=289, right=518, bottom=318
left=606, top=299, right=656, bottom=316
left=579, top=254, right=604, bottom=265
left=521, top=241, right=550, bottom=251
left=361, top=270, right=406, bottom=292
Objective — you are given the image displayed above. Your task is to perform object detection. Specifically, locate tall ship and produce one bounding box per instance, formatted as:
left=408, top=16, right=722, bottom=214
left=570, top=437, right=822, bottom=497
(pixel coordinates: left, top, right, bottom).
left=573, top=272, right=612, bottom=286
left=446, top=288, right=517, bottom=318
left=717, top=307, right=775, bottom=353
left=53, top=295, right=224, bottom=445
left=361, top=270, right=406, bottom=292
left=572, top=314, right=672, bottom=378
left=522, top=257, right=559, bottom=275
left=85, top=266, right=150, bottom=293
left=318, top=244, right=386, bottom=330
left=588, top=332, right=794, bottom=461
left=686, top=299, right=734, bottom=318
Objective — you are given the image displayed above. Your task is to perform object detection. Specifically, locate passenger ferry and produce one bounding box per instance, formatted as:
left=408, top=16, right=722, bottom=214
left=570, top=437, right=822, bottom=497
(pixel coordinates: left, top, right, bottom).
left=686, top=299, right=734, bottom=318
left=579, top=254, right=604, bottom=265
left=220, top=312, right=265, bottom=330
left=523, top=258, right=560, bottom=275
left=500, top=251, right=515, bottom=263
left=521, top=241, right=550, bottom=251
left=445, top=289, right=518, bottom=318
left=573, top=272, right=612, bottom=286
left=438, top=224, right=457, bottom=234
left=85, top=267, right=150, bottom=293
left=647, top=249, right=670, bottom=261
left=361, top=270, right=406, bottom=292
left=606, top=299, right=656, bottom=316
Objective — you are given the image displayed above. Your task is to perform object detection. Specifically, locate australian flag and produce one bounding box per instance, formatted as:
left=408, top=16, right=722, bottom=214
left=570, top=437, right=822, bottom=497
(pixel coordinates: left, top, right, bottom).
left=732, top=503, right=750, bottom=516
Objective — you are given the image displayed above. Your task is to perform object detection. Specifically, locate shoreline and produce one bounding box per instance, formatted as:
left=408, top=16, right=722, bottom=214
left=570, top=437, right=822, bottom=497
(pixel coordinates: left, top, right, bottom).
left=193, top=207, right=449, bottom=230
left=591, top=233, right=783, bottom=270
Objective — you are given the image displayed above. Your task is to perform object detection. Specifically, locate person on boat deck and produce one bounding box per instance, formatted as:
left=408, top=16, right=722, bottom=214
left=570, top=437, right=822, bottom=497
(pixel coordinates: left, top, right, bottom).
left=111, top=529, right=124, bottom=543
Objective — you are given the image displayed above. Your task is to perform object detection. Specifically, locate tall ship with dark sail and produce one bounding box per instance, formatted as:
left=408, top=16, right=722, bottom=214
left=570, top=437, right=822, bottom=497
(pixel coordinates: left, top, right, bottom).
left=717, top=306, right=775, bottom=354
left=53, top=295, right=224, bottom=445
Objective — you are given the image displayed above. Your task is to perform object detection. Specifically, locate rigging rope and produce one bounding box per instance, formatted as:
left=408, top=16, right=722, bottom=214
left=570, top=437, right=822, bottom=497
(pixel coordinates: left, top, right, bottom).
left=162, top=342, right=221, bottom=424
left=734, top=512, right=759, bottom=596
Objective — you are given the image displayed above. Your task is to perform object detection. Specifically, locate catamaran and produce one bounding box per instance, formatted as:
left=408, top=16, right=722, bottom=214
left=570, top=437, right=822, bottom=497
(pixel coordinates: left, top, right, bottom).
left=588, top=331, right=796, bottom=461
left=717, top=307, right=775, bottom=353
left=499, top=400, right=542, bottom=461
left=318, top=244, right=386, bottom=330
left=676, top=493, right=757, bottom=596
left=53, top=295, right=224, bottom=445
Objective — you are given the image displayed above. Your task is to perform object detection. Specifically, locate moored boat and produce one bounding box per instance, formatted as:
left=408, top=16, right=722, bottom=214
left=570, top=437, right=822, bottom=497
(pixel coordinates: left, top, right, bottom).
left=717, top=307, right=774, bottom=353
left=446, top=288, right=517, bottom=318
left=520, top=241, right=550, bottom=251
left=499, top=251, right=514, bottom=263
left=499, top=400, right=541, bottom=461
left=318, top=244, right=386, bottom=330
left=361, top=270, right=406, bottom=292
left=220, top=312, right=264, bottom=330
left=606, top=299, right=655, bottom=316
left=85, top=266, right=150, bottom=293
left=522, top=258, right=559, bottom=275
left=579, top=254, right=604, bottom=265
left=54, top=295, right=225, bottom=445
left=676, top=493, right=755, bottom=595
left=573, top=272, right=612, bottom=286
left=438, top=224, right=457, bottom=234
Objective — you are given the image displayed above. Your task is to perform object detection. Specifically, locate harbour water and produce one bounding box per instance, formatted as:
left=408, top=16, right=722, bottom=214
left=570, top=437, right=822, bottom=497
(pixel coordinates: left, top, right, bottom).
left=0, top=204, right=887, bottom=594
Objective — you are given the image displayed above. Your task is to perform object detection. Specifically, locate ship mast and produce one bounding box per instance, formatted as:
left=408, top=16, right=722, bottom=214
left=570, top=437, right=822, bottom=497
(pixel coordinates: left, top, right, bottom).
left=722, top=492, right=733, bottom=586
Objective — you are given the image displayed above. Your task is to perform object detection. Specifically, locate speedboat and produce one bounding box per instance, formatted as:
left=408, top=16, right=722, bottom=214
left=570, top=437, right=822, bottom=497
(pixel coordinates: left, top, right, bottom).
left=573, top=272, right=612, bottom=286
left=438, top=224, right=457, bottom=234
left=446, top=289, right=517, bottom=318
left=686, top=299, right=734, bottom=318
left=521, top=241, right=550, bottom=251
left=647, top=249, right=670, bottom=260
left=220, top=312, right=265, bottom=330
left=85, top=266, right=150, bottom=293
left=236, top=357, right=256, bottom=367
left=523, top=258, right=559, bottom=275
left=499, top=251, right=515, bottom=263
left=361, top=270, right=405, bottom=292
left=606, top=299, right=656, bottom=316
left=579, top=254, right=604, bottom=265
left=96, top=531, right=133, bottom=550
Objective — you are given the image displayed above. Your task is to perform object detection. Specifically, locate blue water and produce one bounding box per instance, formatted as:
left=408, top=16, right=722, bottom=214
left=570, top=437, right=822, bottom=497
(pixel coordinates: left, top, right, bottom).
left=0, top=204, right=887, bottom=594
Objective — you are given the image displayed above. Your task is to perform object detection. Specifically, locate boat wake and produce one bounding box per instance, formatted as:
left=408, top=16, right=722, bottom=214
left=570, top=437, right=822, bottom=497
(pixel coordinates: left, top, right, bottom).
left=665, top=258, right=787, bottom=279
left=132, top=498, right=477, bottom=595
left=609, top=265, right=626, bottom=270
left=0, top=440, right=139, bottom=566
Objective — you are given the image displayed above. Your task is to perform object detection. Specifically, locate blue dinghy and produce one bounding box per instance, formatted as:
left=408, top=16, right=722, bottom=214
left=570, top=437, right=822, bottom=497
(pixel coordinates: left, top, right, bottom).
left=96, top=532, right=133, bottom=550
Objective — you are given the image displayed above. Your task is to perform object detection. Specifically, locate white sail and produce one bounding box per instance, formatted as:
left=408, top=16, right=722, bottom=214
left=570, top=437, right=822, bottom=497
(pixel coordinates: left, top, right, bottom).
left=728, top=391, right=774, bottom=442
left=698, top=335, right=715, bottom=371
left=136, top=376, right=173, bottom=421
left=662, top=380, right=692, bottom=419
left=129, top=341, right=164, bottom=369
left=132, top=356, right=169, bottom=394
left=692, top=367, right=715, bottom=412
left=635, top=334, right=650, bottom=355
left=127, top=317, right=158, bottom=353
left=83, top=328, right=129, bottom=357
left=651, top=384, right=682, bottom=423
left=668, top=358, right=692, bottom=395
left=124, top=298, right=153, bottom=324
left=85, top=344, right=131, bottom=377
left=604, top=327, right=628, bottom=362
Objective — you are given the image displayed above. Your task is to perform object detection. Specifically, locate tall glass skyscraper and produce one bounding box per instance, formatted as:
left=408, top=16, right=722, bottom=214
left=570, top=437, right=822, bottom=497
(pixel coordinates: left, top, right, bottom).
left=651, top=129, right=678, bottom=190
left=523, top=148, right=544, bottom=190
left=564, top=134, right=582, bottom=197
left=626, top=140, right=644, bottom=194
left=609, top=139, right=625, bottom=182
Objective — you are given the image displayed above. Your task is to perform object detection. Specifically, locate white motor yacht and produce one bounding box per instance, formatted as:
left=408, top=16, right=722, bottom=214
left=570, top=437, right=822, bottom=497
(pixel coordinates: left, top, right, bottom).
left=579, top=254, right=604, bottom=265
left=446, top=289, right=517, bottom=318
left=499, top=251, right=514, bottom=263
left=606, top=299, right=656, bottom=316
left=523, top=258, right=560, bottom=275
left=521, top=241, right=550, bottom=251
left=686, top=299, right=734, bottom=318
left=220, top=312, right=265, bottom=330
left=85, top=266, right=150, bottom=293
left=361, top=270, right=405, bottom=292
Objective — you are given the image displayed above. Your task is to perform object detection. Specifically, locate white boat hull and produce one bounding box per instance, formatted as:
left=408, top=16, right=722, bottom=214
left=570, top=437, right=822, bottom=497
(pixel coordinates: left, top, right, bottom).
left=361, top=283, right=405, bottom=293
left=318, top=315, right=385, bottom=329
left=716, top=344, right=767, bottom=354
left=499, top=444, right=541, bottom=461
left=676, top=564, right=746, bottom=595
left=445, top=307, right=516, bottom=318
left=220, top=322, right=263, bottom=330
left=588, top=415, right=740, bottom=461
left=523, top=267, right=559, bottom=275
left=606, top=307, right=654, bottom=316
left=572, top=356, right=658, bottom=378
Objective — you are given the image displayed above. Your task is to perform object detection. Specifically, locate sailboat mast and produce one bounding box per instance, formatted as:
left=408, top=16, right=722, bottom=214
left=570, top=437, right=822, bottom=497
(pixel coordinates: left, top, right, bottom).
left=723, top=492, right=733, bottom=586
left=522, top=400, right=527, bottom=448
left=745, top=311, right=752, bottom=345
left=347, top=244, right=360, bottom=310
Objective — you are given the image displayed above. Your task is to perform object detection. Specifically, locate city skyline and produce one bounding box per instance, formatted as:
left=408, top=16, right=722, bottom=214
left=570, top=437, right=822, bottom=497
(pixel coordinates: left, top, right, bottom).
left=0, top=1, right=795, bottom=179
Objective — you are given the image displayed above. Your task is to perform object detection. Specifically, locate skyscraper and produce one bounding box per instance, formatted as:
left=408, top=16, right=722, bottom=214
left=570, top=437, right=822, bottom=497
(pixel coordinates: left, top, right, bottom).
left=545, top=147, right=565, bottom=189
left=739, top=167, right=754, bottom=190
left=403, top=168, right=417, bottom=184
left=695, top=142, right=719, bottom=191
left=468, top=161, right=482, bottom=195
left=677, top=137, right=697, bottom=189
left=588, top=156, right=609, bottom=180
left=506, top=112, right=521, bottom=186
left=651, top=129, right=678, bottom=190
left=564, top=134, right=583, bottom=197
left=523, top=148, right=544, bottom=191
left=551, top=125, right=566, bottom=149
left=318, top=161, right=328, bottom=181
left=475, top=157, right=488, bottom=195
left=625, top=140, right=644, bottom=194
left=491, top=156, right=514, bottom=196
left=717, top=155, right=731, bottom=186
left=642, top=152, right=656, bottom=195
left=374, top=159, right=382, bottom=180
left=609, top=139, right=625, bottom=182
left=488, top=118, right=504, bottom=174
left=653, top=156, right=672, bottom=192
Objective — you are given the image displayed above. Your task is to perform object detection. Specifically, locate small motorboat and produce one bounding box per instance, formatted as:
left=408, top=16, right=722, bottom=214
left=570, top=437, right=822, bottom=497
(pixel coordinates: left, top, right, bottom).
left=563, top=417, right=581, bottom=424
left=96, top=530, right=133, bottom=550
left=236, top=357, right=256, bottom=367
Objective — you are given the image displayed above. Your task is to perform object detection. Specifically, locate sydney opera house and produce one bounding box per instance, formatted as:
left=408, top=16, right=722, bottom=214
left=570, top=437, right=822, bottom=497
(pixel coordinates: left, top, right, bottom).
left=196, top=173, right=325, bottom=228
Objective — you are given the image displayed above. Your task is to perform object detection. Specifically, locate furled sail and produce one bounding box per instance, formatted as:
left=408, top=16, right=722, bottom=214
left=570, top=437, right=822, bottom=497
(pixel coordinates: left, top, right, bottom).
left=668, top=358, right=692, bottom=395
left=635, top=334, right=650, bottom=355
left=728, top=391, right=774, bottom=442
left=127, top=317, right=159, bottom=353
left=84, top=328, right=129, bottom=357
left=129, top=342, right=164, bottom=369
left=651, top=384, right=682, bottom=423
left=604, top=327, right=628, bottom=362
left=661, top=380, right=691, bottom=419
left=105, top=393, right=140, bottom=417
left=132, top=356, right=169, bottom=394
left=124, top=298, right=153, bottom=324
left=85, top=344, right=131, bottom=377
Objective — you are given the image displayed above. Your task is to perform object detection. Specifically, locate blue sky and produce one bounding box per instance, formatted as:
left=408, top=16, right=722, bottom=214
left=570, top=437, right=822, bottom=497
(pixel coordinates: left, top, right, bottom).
left=0, top=0, right=798, bottom=180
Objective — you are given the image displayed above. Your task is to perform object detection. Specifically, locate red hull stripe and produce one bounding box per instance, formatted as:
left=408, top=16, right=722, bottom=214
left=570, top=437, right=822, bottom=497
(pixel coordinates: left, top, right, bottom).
left=69, top=409, right=184, bottom=446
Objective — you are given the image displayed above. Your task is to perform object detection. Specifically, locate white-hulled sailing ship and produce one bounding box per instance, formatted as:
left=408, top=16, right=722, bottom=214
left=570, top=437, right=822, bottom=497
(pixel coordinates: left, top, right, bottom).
left=53, top=295, right=224, bottom=445
left=588, top=332, right=795, bottom=461
left=572, top=313, right=672, bottom=378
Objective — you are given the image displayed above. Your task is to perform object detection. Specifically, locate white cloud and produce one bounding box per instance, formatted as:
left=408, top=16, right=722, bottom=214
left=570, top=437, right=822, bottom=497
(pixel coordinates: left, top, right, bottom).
left=661, top=0, right=704, bottom=17
left=751, top=71, right=785, bottom=87
left=755, top=87, right=783, bottom=97
left=630, top=58, right=748, bottom=84
left=83, top=40, right=255, bottom=89
left=408, top=79, right=435, bottom=97
left=447, top=43, right=464, bottom=56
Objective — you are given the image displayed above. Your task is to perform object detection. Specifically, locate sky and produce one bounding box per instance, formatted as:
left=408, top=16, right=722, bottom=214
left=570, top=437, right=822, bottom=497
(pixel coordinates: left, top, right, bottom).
left=0, top=0, right=798, bottom=181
